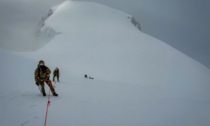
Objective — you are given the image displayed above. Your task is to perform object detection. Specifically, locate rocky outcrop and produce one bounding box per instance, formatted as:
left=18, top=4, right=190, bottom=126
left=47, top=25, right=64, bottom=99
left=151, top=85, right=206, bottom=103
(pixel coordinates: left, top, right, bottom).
left=36, top=9, right=61, bottom=42
left=129, top=16, right=141, bottom=31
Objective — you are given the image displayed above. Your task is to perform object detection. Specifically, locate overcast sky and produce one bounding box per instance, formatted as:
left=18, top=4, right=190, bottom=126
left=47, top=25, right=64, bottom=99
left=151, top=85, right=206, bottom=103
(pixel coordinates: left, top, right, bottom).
left=0, top=0, right=209, bottom=68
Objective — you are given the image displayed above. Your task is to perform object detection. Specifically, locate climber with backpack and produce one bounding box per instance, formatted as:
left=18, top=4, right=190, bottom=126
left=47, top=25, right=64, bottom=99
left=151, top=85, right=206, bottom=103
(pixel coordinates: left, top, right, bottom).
left=34, top=60, right=58, bottom=96
left=53, top=67, right=60, bottom=82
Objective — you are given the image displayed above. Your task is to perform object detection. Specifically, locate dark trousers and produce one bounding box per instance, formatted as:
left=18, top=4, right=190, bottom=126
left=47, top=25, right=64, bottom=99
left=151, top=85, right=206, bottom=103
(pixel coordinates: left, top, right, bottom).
left=53, top=75, right=59, bottom=82
left=40, top=80, right=55, bottom=94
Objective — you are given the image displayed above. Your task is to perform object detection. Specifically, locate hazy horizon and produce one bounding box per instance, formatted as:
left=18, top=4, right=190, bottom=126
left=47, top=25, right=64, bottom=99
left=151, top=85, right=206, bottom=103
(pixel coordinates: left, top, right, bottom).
left=0, top=0, right=209, bottom=68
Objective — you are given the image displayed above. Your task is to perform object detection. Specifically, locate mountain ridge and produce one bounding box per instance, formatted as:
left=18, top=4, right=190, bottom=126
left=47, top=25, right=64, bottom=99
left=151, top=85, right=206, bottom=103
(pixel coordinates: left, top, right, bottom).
left=34, top=1, right=210, bottom=84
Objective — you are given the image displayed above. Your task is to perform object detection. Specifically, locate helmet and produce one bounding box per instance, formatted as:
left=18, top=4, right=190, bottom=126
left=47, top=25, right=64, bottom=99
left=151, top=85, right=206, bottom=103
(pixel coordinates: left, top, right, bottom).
left=39, top=60, right=45, bottom=66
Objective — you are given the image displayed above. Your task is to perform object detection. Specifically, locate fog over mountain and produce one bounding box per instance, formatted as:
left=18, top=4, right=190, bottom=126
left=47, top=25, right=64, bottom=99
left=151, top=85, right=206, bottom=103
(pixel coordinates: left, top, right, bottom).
left=0, top=0, right=209, bottom=68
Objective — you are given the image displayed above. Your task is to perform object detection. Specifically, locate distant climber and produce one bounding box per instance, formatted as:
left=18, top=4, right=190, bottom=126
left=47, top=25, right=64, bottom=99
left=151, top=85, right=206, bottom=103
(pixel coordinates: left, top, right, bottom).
left=84, top=74, right=88, bottom=78
left=84, top=74, right=94, bottom=80
left=34, top=60, right=58, bottom=96
left=53, top=67, right=60, bottom=82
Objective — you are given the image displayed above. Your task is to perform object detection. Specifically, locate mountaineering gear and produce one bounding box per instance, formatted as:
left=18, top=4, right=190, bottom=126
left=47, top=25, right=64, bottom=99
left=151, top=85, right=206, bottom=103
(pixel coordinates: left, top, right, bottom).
left=53, top=92, right=58, bottom=96
left=53, top=67, right=60, bottom=82
left=37, top=83, right=42, bottom=94
left=34, top=60, right=58, bottom=96
left=38, top=80, right=56, bottom=96
left=39, top=60, right=45, bottom=65
left=43, top=92, right=46, bottom=96
left=35, top=66, right=50, bottom=81
left=36, top=81, right=39, bottom=86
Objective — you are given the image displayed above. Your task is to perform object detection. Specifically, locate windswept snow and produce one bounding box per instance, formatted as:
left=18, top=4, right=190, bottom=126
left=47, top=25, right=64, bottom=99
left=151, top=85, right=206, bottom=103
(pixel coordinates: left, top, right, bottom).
left=0, top=1, right=210, bottom=126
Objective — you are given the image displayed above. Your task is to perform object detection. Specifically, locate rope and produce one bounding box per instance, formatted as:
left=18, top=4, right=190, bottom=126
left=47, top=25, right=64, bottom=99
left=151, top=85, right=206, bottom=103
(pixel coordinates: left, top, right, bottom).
left=44, top=89, right=51, bottom=126
left=44, top=80, right=57, bottom=126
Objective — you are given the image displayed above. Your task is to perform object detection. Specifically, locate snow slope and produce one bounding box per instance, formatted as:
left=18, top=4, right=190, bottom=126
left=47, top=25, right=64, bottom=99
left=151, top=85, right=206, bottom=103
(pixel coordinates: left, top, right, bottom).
left=1, top=1, right=210, bottom=126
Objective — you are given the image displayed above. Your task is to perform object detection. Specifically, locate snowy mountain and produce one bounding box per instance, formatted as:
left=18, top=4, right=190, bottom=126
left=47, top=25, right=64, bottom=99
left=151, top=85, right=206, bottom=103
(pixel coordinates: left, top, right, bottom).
left=0, top=1, right=210, bottom=126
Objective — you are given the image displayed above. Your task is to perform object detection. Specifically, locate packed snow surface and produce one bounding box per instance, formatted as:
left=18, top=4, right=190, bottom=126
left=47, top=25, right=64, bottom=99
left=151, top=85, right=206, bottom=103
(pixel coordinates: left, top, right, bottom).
left=1, top=1, right=210, bottom=126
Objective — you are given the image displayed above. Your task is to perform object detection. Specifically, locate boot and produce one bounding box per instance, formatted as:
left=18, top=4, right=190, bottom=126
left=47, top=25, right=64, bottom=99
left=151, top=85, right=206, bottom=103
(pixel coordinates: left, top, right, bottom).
left=43, top=92, right=46, bottom=96
left=53, top=92, right=58, bottom=96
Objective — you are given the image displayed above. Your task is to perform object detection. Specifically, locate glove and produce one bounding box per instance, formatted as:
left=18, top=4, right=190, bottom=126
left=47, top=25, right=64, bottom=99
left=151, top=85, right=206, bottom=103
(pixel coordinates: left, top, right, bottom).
left=47, top=75, right=50, bottom=80
left=36, top=81, right=39, bottom=86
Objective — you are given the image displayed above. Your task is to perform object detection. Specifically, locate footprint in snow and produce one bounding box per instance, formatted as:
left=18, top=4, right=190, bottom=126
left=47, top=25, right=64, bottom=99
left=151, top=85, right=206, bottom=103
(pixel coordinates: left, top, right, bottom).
left=20, top=121, right=29, bottom=126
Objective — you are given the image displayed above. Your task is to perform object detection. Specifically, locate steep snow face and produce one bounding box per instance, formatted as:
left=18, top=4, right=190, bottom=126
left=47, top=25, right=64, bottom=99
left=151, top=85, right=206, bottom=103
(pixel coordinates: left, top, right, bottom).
left=36, top=1, right=209, bottom=84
